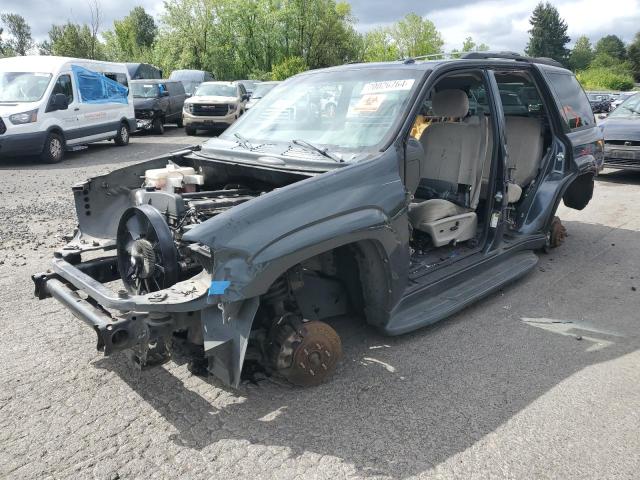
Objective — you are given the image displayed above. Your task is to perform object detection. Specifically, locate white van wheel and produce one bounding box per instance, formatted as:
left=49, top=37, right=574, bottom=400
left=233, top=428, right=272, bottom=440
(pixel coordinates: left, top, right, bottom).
left=114, top=123, right=130, bottom=146
left=40, top=132, right=65, bottom=164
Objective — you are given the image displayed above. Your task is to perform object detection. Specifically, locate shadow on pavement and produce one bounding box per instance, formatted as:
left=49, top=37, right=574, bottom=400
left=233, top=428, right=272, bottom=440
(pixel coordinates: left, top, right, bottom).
left=94, top=220, right=640, bottom=478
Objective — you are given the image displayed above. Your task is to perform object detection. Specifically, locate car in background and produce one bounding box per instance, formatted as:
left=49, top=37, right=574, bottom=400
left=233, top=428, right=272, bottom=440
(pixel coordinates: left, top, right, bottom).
left=169, top=70, right=215, bottom=96
left=131, top=79, right=186, bottom=134
left=182, top=81, right=250, bottom=135
left=235, top=80, right=260, bottom=97
left=587, top=92, right=613, bottom=113
left=245, top=81, right=281, bottom=110
left=600, top=92, right=640, bottom=170
left=0, top=55, right=134, bottom=163
left=610, top=91, right=636, bottom=111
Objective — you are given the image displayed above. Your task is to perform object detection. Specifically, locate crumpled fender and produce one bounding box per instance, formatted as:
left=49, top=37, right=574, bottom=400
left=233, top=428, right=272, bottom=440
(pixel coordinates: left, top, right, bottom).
left=182, top=149, right=410, bottom=305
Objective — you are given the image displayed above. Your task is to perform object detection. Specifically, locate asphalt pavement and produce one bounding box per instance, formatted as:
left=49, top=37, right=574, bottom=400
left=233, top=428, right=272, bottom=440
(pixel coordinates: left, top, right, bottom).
left=0, top=128, right=638, bottom=479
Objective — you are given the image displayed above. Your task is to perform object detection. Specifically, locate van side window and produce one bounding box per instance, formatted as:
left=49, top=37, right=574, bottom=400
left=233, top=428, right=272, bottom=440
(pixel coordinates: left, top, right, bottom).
left=52, top=74, right=73, bottom=104
left=546, top=72, right=594, bottom=131
left=104, top=72, right=129, bottom=88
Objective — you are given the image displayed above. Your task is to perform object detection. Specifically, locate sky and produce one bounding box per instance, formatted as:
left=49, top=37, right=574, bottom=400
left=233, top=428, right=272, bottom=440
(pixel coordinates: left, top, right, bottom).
left=2, top=0, right=640, bottom=52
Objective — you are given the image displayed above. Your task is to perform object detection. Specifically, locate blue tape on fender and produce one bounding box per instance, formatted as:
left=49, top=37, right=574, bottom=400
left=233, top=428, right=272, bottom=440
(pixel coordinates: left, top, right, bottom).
left=209, top=280, right=231, bottom=296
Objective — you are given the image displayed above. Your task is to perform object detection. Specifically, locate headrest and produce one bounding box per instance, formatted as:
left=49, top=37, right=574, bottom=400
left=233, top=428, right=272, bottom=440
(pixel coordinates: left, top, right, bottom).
left=432, top=89, right=469, bottom=118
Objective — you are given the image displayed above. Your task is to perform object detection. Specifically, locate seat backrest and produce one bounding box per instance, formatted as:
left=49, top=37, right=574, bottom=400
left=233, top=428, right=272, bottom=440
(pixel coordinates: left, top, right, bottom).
left=419, top=89, right=484, bottom=201
left=504, top=116, right=544, bottom=187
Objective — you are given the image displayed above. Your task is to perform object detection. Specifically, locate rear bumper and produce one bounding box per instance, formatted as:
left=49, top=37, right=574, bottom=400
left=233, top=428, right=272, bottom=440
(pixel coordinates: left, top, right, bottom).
left=0, top=131, right=47, bottom=157
left=604, top=144, right=640, bottom=170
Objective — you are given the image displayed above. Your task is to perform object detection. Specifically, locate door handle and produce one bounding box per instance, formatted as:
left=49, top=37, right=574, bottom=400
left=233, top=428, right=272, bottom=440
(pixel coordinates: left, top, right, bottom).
left=74, top=107, right=80, bottom=111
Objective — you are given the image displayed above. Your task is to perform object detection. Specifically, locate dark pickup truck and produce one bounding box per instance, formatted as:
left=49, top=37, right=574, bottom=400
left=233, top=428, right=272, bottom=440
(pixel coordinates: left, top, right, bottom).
left=33, top=52, right=602, bottom=388
left=131, top=79, right=186, bottom=134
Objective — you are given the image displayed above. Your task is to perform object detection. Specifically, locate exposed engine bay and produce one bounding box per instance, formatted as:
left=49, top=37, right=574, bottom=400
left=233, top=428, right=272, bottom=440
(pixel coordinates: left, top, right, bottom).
left=116, top=162, right=268, bottom=296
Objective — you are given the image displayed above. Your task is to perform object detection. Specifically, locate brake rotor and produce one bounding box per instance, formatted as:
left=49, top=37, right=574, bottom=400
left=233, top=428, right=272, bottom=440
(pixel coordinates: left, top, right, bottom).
left=549, top=216, right=567, bottom=248
left=272, top=320, right=342, bottom=387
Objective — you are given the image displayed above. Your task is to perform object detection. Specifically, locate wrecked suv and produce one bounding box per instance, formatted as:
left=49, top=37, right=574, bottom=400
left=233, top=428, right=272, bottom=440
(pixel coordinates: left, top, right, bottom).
left=33, top=52, right=603, bottom=388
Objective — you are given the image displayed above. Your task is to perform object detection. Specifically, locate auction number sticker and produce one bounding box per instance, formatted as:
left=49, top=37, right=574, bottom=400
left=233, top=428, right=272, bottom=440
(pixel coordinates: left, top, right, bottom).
left=361, top=79, right=415, bottom=95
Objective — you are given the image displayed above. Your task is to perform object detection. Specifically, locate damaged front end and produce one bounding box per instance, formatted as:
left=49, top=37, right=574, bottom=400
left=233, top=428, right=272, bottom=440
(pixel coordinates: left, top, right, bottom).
left=32, top=146, right=323, bottom=387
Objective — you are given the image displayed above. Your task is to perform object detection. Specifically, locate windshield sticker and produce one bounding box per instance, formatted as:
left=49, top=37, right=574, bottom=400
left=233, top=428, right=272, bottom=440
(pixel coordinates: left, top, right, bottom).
left=361, top=79, right=415, bottom=95
left=352, top=94, right=387, bottom=113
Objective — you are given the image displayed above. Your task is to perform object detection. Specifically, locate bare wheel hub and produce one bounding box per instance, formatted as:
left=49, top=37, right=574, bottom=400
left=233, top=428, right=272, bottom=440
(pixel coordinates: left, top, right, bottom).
left=272, top=319, right=342, bottom=386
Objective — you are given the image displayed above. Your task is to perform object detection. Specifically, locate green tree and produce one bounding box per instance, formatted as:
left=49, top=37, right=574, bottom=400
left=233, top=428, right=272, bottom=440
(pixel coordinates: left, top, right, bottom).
left=462, top=36, right=489, bottom=53
left=568, top=35, right=594, bottom=71
left=525, top=2, right=570, bottom=64
left=594, top=35, right=626, bottom=61
left=362, top=28, right=400, bottom=62
left=270, top=56, right=307, bottom=80
left=0, top=13, right=34, bottom=55
left=627, top=32, right=640, bottom=81
left=45, top=22, right=103, bottom=59
left=104, top=7, right=157, bottom=61
left=0, top=27, right=10, bottom=57
left=392, top=13, right=443, bottom=58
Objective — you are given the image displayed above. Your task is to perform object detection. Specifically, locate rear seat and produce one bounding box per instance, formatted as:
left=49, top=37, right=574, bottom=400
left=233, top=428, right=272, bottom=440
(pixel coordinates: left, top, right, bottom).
left=480, top=116, right=544, bottom=203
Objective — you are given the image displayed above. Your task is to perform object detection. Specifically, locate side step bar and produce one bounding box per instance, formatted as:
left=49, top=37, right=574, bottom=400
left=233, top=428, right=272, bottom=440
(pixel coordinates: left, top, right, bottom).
left=384, top=251, right=538, bottom=335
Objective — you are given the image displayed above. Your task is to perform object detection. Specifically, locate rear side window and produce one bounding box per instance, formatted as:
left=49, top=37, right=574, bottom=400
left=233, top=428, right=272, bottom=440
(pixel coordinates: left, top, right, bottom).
left=546, top=72, right=595, bottom=131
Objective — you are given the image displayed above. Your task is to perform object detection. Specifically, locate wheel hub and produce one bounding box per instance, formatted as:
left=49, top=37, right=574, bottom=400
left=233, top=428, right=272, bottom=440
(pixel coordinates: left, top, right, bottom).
left=272, top=319, right=342, bottom=386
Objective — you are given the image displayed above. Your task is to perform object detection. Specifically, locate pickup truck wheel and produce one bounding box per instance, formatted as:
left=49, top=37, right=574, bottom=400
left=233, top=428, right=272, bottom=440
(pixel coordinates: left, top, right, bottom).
left=114, top=122, right=130, bottom=146
left=152, top=117, right=164, bottom=134
left=176, top=117, right=184, bottom=128
left=270, top=318, right=342, bottom=387
left=40, top=132, right=65, bottom=164
left=185, top=126, right=197, bottom=136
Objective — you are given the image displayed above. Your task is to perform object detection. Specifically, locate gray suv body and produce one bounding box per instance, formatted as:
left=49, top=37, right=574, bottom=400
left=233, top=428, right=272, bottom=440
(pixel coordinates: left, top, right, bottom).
left=33, top=53, right=602, bottom=388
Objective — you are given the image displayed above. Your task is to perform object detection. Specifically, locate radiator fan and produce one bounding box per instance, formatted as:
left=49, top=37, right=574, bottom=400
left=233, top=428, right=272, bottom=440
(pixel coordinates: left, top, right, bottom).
left=116, top=205, right=179, bottom=295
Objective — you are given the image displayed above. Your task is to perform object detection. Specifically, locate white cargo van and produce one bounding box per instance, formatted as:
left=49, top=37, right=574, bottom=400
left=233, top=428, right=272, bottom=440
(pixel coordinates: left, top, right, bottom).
left=0, top=56, right=135, bottom=163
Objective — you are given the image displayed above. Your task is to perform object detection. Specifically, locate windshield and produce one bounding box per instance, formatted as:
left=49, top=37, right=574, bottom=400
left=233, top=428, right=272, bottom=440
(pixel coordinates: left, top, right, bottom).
left=195, top=84, right=236, bottom=97
left=252, top=83, right=278, bottom=99
left=0, top=72, right=52, bottom=102
left=131, top=83, right=159, bottom=98
left=221, top=68, right=422, bottom=155
left=609, top=93, right=640, bottom=118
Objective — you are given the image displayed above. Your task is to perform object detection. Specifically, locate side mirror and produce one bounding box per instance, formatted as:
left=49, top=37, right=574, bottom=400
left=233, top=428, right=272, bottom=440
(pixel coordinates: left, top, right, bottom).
left=598, top=113, right=608, bottom=119
left=49, top=93, right=69, bottom=111
left=242, top=93, right=250, bottom=101
left=185, top=93, right=192, bottom=98
left=162, top=90, right=170, bottom=97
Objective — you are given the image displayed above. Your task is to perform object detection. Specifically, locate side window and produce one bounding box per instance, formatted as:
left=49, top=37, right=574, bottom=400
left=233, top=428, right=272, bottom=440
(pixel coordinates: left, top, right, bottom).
left=546, top=72, right=595, bottom=131
left=104, top=72, right=128, bottom=88
left=238, top=84, right=247, bottom=97
left=52, top=74, right=74, bottom=104
left=494, top=71, right=545, bottom=118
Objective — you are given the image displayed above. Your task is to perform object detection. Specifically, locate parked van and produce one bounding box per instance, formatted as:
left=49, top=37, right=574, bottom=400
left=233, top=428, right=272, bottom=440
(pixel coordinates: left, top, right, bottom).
left=0, top=56, right=135, bottom=163
left=168, top=70, right=215, bottom=96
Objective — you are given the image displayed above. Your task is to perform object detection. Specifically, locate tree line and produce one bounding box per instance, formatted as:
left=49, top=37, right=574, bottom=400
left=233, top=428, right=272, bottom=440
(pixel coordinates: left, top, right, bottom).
left=0, top=0, right=637, bottom=90
left=525, top=2, right=639, bottom=90
left=0, top=0, right=487, bottom=81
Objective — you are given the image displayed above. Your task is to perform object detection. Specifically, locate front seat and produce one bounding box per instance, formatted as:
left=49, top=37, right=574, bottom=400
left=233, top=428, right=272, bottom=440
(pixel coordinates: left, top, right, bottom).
left=409, top=89, right=488, bottom=247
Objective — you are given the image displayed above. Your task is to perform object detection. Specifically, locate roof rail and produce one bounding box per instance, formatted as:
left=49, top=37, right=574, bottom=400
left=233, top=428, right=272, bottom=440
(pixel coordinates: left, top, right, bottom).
left=460, top=51, right=564, bottom=68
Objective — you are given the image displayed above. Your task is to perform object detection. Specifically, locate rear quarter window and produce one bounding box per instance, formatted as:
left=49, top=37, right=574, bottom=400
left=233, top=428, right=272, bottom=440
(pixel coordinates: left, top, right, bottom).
left=546, top=72, right=595, bottom=131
